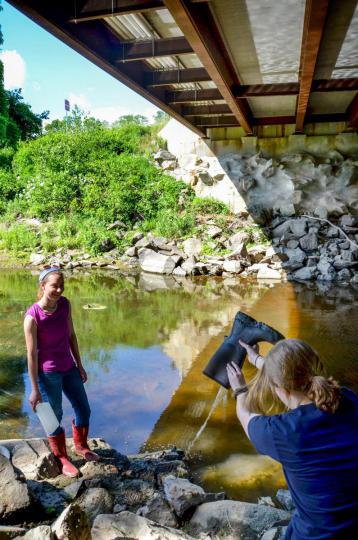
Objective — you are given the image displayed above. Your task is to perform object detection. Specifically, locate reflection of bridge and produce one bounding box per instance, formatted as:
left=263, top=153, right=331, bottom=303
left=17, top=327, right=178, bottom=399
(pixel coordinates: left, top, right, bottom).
left=144, top=282, right=297, bottom=455
left=9, top=1, right=358, bottom=138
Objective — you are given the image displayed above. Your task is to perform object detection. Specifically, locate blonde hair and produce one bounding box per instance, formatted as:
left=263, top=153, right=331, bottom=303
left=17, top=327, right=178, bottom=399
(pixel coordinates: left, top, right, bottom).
left=37, top=270, right=63, bottom=299
left=245, top=339, right=340, bottom=415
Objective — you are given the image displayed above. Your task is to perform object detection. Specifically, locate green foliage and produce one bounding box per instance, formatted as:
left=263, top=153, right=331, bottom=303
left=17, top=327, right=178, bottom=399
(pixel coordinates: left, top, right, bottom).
left=6, top=88, right=48, bottom=142
left=0, top=112, right=236, bottom=256
left=113, top=114, right=148, bottom=126
left=0, top=223, right=38, bottom=253
left=190, top=197, right=229, bottom=215
left=154, top=209, right=195, bottom=238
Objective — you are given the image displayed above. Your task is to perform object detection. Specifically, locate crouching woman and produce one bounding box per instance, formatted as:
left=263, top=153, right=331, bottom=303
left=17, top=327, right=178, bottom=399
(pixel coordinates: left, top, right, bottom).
left=24, top=268, right=99, bottom=477
left=227, top=338, right=358, bottom=540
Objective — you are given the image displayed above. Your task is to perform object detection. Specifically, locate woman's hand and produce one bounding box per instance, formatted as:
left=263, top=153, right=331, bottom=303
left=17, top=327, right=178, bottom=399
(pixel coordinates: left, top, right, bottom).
left=29, top=389, right=42, bottom=412
left=239, top=340, right=261, bottom=367
left=78, top=365, right=88, bottom=383
left=226, top=362, right=247, bottom=391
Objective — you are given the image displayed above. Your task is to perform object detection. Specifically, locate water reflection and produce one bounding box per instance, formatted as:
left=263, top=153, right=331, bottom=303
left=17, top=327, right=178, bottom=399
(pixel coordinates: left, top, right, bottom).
left=0, top=270, right=357, bottom=502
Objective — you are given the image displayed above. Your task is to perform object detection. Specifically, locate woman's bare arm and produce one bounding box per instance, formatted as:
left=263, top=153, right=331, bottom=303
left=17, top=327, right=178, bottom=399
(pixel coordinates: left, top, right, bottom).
left=24, top=314, right=42, bottom=410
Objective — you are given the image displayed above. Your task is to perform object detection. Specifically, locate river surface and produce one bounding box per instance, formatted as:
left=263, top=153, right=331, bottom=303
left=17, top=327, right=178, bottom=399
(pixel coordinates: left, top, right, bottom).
left=0, top=270, right=357, bottom=502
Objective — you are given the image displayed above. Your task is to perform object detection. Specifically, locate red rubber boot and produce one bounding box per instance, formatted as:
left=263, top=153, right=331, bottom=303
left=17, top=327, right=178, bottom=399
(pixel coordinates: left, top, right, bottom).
left=72, top=421, right=99, bottom=462
left=47, top=431, right=79, bottom=477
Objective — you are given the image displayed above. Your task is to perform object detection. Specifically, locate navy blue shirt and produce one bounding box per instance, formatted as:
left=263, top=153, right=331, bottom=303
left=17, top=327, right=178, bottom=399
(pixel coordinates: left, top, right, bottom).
left=248, top=388, right=358, bottom=540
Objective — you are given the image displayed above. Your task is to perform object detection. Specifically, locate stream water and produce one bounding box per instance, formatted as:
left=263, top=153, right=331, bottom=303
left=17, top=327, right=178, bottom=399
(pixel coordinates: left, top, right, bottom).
left=0, top=270, right=357, bottom=502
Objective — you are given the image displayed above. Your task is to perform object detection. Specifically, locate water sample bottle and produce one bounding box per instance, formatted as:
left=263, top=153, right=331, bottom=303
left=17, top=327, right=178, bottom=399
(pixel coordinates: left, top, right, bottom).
left=36, top=402, right=60, bottom=435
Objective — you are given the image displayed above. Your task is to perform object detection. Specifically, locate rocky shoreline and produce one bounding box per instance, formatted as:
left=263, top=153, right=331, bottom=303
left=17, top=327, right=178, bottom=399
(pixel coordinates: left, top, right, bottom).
left=20, top=211, right=358, bottom=286
left=0, top=437, right=293, bottom=540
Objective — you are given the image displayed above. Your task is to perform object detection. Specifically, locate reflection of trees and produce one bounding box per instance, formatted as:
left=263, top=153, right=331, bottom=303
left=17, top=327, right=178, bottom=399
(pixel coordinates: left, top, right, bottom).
left=0, top=353, right=27, bottom=439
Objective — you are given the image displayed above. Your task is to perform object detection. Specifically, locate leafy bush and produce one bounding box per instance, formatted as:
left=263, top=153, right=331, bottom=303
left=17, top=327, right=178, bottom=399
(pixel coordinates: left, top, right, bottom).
left=0, top=223, right=38, bottom=253
left=154, top=209, right=195, bottom=238
left=190, top=196, right=229, bottom=215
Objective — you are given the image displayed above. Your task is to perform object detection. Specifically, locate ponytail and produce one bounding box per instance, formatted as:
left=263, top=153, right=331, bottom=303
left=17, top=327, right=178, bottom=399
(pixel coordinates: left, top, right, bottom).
left=307, top=375, right=340, bottom=414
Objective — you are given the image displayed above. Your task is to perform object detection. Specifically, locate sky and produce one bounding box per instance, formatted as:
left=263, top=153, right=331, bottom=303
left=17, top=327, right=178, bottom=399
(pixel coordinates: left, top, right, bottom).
left=0, top=1, right=160, bottom=123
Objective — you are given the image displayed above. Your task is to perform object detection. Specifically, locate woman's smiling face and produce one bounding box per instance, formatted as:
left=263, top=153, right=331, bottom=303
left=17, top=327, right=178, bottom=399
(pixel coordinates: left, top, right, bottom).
left=41, top=273, right=64, bottom=301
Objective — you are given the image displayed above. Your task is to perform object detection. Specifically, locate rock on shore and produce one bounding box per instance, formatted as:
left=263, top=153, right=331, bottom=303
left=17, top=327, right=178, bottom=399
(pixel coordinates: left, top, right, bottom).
left=0, top=437, right=294, bottom=540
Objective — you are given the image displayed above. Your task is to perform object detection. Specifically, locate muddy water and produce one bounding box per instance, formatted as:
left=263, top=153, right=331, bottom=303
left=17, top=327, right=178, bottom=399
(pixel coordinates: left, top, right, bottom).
left=0, top=270, right=357, bottom=502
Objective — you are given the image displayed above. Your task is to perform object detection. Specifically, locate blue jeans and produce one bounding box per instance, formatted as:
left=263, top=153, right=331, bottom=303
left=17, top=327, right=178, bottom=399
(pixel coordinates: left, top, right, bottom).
left=38, top=366, right=91, bottom=436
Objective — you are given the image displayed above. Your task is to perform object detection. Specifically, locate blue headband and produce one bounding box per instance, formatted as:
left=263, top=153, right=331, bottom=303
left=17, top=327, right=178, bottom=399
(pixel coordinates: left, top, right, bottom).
left=39, top=267, right=62, bottom=283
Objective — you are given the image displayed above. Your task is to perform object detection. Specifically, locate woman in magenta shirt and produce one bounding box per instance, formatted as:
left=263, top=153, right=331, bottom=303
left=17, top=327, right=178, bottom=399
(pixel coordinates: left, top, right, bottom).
left=24, top=267, right=99, bottom=477
left=227, top=338, right=358, bottom=539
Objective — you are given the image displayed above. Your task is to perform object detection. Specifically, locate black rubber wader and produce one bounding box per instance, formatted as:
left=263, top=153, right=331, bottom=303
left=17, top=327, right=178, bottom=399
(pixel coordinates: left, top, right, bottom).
left=203, top=311, right=284, bottom=388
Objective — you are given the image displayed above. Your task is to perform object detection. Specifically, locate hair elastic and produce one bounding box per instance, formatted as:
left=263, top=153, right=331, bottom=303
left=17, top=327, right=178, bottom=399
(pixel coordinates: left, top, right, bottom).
left=38, top=267, right=62, bottom=283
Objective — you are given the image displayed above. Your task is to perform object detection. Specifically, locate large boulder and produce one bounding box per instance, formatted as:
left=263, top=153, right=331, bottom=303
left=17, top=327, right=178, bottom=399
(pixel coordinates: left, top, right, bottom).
left=138, top=249, right=176, bottom=275
left=137, top=492, right=178, bottom=528
left=0, top=455, right=33, bottom=524
left=14, top=525, right=53, bottom=539
left=76, top=488, right=113, bottom=525
left=51, top=503, right=90, bottom=540
left=182, top=238, right=202, bottom=257
left=92, top=512, right=196, bottom=540
left=163, top=476, right=206, bottom=517
left=189, top=500, right=291, bottom=539
left=11, top=440, right=60, bottom=480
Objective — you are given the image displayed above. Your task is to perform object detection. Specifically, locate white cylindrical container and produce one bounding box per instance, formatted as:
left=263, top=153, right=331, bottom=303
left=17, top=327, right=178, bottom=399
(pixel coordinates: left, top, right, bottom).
left=36, top=402, right=60, bottom=435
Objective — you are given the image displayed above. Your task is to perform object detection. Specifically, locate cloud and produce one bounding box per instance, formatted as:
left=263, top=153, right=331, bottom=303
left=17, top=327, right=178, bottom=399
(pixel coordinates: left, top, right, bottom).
left=0, top=50, right=26, bottom=89
left=66, top=91, right=160, bottom=124
left=90, top=105, right=130, bottom=123
left=68, top=92, right=91, bottom=110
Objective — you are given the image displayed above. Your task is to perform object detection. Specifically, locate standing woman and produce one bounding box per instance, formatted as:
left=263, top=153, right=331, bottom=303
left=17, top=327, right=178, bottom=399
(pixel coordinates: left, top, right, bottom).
left=24, top=267, right=99, bottom=477
left=227, top=338, right=358, bottom=539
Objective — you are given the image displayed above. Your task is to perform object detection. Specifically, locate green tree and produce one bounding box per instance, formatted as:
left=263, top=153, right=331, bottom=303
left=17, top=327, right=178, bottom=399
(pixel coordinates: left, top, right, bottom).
left=6, top=88, right=48, bottom=142
left=113, top=114, right=148, bottom=126
left=45, top=105, right=103, bottom=133
left=0, top=1, right=9, bottom=144
left=153, top=110, right=169, bottom=124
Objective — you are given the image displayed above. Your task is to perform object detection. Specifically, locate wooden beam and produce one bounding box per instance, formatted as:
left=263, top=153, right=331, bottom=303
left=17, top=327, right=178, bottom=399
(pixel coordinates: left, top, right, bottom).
left=196, top=113, right=347, bottom=128
left=183, top=103, right=231, bottom=116
left=144, top=67, right=210, bottom=86
left=164, top=0, right=253, bottom=134
left=116, top=36, right=192, bottom=62
left=69, top=1, right=165, bottom=22
left=167, top=78, right=358, bottom=103
left=347, top=94, right=358, bottom=127
left=296, top=0, right=330, bottom=132
left=313, top=78, right=358, bottom=92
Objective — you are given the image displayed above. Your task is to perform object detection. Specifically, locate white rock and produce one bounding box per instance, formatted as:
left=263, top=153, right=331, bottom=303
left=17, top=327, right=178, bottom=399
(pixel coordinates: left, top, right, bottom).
left=206, top=225, right=222, bottom=238
left=163, top=475, right=206, bottom=517
left=30, top=253, right=45, bottom=265
left=173, top=266, right=187, bottom=277
left=222, top=260, right=242, bottom=273
left=139, top=249, right=176, bottom=275
left=257, top=266, right=282, bottom=280
left=92, top=511, right=195, bottom=540
left=15, top=525, right=53, bottom=539
left=0, top=455, right=32, bottom=523
left=137, top=492, right=177, bottom=528
left=189, top=500, right=291, bottom=538
left=182, top=238, right=202, bottom=257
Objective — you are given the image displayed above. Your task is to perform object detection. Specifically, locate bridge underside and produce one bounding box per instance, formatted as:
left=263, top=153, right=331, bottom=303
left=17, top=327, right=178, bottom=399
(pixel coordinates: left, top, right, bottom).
left=8, top=0, right=358, bottom=140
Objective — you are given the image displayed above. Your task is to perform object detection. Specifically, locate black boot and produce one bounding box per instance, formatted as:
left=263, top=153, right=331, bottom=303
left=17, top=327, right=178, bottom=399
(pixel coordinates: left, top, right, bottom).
left=203, top=311, right=284, bottom=388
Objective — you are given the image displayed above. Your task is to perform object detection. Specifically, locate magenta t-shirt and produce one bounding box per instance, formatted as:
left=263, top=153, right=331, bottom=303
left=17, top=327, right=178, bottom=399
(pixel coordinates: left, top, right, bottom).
left=26, top=296, right=75, bottom=372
